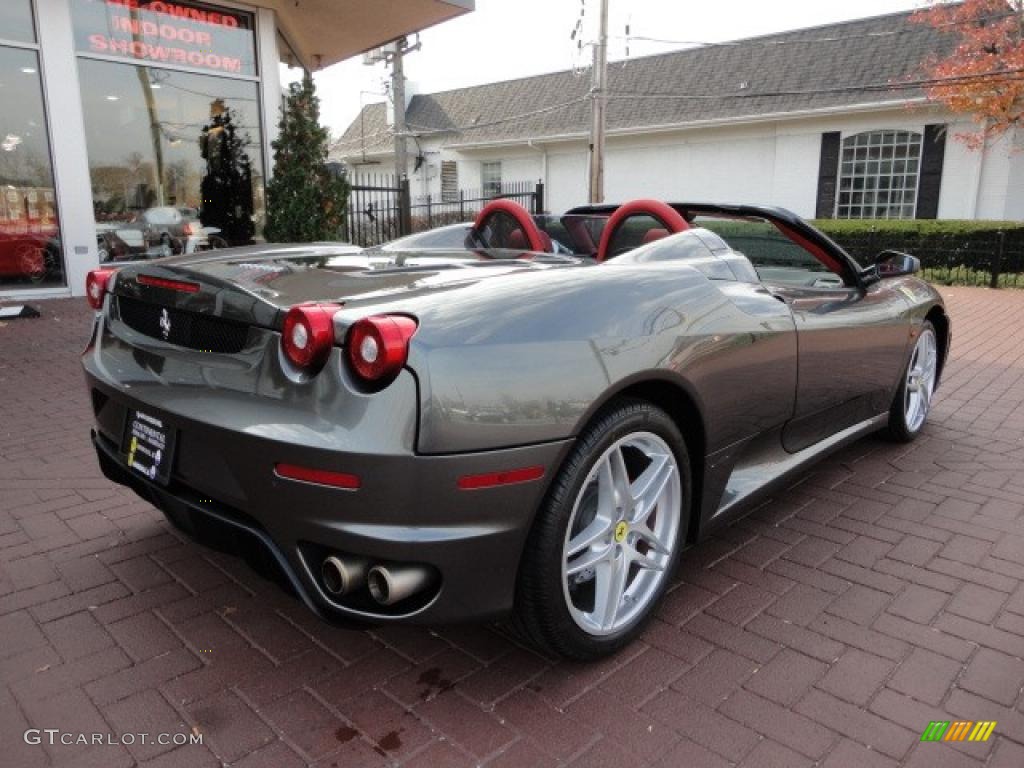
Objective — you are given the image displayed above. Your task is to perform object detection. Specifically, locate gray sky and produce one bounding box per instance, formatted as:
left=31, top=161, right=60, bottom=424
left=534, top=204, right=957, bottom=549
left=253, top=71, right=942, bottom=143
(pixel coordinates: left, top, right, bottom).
left=313, top=0, right=925, bottom=139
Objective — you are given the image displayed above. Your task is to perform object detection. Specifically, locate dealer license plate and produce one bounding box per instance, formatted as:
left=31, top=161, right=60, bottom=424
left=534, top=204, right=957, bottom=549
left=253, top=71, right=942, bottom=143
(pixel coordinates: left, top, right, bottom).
left=124, top=410, right=176, bottom=485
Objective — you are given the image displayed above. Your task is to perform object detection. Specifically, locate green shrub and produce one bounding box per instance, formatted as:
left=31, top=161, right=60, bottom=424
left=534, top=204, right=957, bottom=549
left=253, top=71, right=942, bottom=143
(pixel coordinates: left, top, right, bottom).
left=810, top=219, right=1024, bottom=236
left=809, top=219, right=1024, bottom=288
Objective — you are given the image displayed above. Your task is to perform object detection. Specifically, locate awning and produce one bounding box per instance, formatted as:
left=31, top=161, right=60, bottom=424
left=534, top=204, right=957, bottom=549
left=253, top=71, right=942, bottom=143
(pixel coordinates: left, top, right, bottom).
left=267, top=0, right=473, bottom=70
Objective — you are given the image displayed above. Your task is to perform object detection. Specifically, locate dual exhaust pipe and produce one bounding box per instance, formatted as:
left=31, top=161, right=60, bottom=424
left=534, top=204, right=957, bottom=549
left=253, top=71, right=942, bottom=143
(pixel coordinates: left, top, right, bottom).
left=321, top=556, right=430, bottom=606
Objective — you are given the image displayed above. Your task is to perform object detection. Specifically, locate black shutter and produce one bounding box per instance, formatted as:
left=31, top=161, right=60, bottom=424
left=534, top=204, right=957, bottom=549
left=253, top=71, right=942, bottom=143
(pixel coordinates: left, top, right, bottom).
left=815, top=132, right=842, bottom=219
left=916, top=124, right=946, bottom=219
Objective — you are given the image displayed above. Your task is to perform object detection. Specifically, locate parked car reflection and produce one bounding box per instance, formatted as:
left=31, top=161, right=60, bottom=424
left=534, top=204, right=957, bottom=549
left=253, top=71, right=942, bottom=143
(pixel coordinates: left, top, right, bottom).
left=96, top=206, right=228, bottom=262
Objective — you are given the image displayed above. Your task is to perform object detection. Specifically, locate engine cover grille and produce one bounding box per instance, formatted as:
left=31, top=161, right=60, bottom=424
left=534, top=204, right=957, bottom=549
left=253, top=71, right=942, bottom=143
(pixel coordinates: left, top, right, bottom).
left=116, top=295, right=250, bottom=354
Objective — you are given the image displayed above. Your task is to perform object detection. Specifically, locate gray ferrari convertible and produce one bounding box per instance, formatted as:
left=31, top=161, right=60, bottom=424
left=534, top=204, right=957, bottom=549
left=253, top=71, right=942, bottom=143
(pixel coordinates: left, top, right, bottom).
left=83, top=199, right=949, bottom=660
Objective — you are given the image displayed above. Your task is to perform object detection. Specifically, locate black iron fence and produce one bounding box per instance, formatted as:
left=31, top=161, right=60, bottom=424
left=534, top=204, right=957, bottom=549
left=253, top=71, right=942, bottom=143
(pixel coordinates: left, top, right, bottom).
left=343, top=173, right=409, bottom=247
left=343, top=174, right=544, bottom=247
left=816, top=226, right=1024, bottom=289
left=410, top=180, right=543, bottom=233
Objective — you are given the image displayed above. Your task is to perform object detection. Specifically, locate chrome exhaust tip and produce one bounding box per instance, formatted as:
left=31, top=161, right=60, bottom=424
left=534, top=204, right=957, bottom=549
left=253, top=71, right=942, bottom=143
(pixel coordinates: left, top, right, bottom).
left=367, top=564, right=430, bottom=606
left=321, top=556, right=367, bottom=597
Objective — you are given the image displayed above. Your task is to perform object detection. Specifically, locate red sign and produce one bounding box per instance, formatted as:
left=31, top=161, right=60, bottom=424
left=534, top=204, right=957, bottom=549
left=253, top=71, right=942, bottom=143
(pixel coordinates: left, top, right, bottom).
left=103, top=0, right=240, bottom=27
left=73, top=0, right=256, bottom=76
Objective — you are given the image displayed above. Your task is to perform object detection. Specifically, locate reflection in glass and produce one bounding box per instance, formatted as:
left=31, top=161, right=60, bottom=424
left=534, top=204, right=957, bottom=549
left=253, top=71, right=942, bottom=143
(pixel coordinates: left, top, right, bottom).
left=0, top=0, right=36, bottom=45
left=199, top=100, right=254, bottom=244
left=0, top=47, right=63, bottom=288
left=78, top=59, right=264, bottom=260
left=277, top=31, right=306, bottom=89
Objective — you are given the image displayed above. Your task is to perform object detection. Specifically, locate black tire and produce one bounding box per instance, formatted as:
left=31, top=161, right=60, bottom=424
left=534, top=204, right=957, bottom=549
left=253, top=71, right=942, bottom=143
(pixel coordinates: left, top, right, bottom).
left=513, top=399, right=691, bottom=660
left=158, top=234, right=173, bottom=258
left=884, top=320, right=937, bottom=443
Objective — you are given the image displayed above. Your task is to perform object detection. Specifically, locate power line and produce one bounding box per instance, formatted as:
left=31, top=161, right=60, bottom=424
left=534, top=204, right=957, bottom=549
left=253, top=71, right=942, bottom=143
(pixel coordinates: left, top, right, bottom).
left=331, top=97, right=590, bottom=151
left=605, top=68, right=1024, bottom=102
left=407, top=97, right=590, bottom=136
left=333, top=68, right=1024, bottom=153
left=614, top=10, right=1021, bottom=51
left=331, top=98, right=583, bottom=154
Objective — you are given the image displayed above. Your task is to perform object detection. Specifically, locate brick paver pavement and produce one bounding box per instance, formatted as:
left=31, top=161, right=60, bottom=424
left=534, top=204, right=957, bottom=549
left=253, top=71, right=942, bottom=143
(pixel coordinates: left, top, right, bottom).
left=1, top=287, right=1023, bottom=767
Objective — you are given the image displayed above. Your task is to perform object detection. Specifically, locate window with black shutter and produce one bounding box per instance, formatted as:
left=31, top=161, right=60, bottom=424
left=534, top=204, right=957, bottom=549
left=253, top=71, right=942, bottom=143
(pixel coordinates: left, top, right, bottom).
left=916, top=124, right=946, bottom=220
left=441, top=160, right=458, bottom=202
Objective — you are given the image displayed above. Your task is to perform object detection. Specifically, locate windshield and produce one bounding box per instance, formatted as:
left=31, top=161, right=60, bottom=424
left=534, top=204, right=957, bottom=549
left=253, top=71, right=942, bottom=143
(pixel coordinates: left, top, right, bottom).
left=534, top=214, right=608, bottom=257
left=376, top=224, right=472, bottom=251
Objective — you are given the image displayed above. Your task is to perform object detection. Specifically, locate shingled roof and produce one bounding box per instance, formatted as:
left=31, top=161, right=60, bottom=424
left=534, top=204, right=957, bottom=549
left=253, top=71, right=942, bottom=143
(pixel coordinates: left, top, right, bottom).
left=332, top=7, right=953, bottom=158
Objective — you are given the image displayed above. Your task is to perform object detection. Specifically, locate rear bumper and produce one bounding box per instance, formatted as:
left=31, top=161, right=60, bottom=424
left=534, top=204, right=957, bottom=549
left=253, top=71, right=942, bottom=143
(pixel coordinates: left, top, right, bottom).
left=86, top=375, right=571, bottom=624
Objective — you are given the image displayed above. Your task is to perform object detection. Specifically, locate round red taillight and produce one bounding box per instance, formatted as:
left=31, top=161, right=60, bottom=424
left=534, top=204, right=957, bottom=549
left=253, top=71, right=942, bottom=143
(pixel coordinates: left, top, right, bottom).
left=281, top=303, right=341, bottom=373
left=346, top=315, right=418, bottom=387
left=85, top=268, right=118, bottom=310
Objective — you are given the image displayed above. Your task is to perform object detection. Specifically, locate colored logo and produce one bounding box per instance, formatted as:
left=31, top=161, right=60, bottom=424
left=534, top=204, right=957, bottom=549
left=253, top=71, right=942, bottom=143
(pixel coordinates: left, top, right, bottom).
left=614, top=521, right=628, bottom=543
left=920, top=721, right=996, bottom=742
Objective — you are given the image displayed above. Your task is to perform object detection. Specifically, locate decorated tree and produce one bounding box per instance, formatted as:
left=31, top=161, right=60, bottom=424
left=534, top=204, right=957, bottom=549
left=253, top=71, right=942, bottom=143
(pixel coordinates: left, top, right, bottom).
left=911, top=0, right=1024, bottom=148
left=264, top=77, right=349, bottom=242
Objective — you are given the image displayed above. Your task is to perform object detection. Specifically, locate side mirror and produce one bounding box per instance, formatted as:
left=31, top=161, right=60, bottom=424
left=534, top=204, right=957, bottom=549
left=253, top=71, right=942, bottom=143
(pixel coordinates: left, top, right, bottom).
left=873, top=250, right=920, bottom=278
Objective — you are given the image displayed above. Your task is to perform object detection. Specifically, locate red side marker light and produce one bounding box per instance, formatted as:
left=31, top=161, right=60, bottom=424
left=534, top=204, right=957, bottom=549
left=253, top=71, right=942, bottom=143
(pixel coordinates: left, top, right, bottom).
left=457, top=466, right=545, bottom=491
left=274, top=463, right=361, bottom=490
left=138, top=274, right=201, bottom=293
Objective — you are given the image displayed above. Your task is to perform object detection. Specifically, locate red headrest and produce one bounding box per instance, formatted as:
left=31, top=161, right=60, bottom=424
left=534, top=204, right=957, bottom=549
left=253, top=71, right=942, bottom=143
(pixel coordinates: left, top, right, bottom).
left=596, top=199, right=690, bottom=262
left=642, top=228, right=670, bottom=244
left=473, top=199, right=549, bottom=252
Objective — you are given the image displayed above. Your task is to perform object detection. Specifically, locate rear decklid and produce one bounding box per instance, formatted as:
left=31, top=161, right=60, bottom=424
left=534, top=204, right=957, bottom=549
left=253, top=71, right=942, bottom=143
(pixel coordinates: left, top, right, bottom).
left=107, top=243, right=581, bottom=352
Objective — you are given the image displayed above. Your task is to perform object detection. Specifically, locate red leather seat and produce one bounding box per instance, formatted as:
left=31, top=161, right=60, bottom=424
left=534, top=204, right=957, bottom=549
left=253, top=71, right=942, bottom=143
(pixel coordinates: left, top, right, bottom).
left=506, top=229, right=528, bottom=251
left=642, top=228, right=670, bottom=244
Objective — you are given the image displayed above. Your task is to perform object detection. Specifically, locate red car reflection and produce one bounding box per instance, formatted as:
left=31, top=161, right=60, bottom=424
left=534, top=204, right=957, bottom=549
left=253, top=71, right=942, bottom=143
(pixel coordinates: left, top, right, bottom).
left=0, top=222, right=59, bottom=283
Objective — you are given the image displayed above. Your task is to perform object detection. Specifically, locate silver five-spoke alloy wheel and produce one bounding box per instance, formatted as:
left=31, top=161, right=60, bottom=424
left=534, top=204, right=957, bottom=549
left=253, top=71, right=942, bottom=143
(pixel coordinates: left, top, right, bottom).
left=561, top=432, right=681, bottom=636
left=904, top=326, right=938, bottom=433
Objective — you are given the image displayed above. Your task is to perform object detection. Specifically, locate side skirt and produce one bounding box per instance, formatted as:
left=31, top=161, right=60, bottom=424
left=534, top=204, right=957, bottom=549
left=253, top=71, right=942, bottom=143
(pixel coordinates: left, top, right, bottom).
left=697, top=413, right=888, bottom=539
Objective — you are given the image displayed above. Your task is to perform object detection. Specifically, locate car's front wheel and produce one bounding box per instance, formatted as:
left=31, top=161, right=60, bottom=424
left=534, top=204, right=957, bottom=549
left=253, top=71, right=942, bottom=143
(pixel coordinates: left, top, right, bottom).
left=514, top=400, right=690, bottom=660
left=885, top=320, right=938, bottom=442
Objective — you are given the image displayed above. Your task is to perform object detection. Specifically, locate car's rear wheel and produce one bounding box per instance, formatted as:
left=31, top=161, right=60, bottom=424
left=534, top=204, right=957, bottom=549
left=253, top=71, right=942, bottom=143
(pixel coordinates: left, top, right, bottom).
left=514, top=400, right=690, bottom=660
left=157, top=234, right=173, bottom=258
left=885, top=321, right=938, bottom=442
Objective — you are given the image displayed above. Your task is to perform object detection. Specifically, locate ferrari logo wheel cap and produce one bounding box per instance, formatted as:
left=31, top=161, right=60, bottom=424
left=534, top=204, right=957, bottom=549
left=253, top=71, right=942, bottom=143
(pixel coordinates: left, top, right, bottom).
left=614, top=521, right=628, bottom=543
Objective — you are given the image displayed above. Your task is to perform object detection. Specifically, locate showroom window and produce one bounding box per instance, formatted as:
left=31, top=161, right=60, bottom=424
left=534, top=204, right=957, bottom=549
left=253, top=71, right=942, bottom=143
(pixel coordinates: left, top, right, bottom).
left=0, top=0, right=64, bottom=289
left=482, top=161, right=502, bottom=198
left=72, top=0, right=265, bottom=258
left=836, top=130, right=922, bottom=219
left=1, top=0, right=37, bottom=45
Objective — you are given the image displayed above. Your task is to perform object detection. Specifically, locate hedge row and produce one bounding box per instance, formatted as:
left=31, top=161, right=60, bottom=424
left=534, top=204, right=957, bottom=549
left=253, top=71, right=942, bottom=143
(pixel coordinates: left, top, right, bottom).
left=810, top=219, right=1023, bottom=266
left=810, top=219, right=1024, bottom=236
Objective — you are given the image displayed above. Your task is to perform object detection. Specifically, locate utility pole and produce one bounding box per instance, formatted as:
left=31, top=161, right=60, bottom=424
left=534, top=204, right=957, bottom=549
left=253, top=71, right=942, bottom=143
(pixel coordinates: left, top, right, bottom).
left=390, top=39, right=408, bottom=182
left=588, top=0, right=610, bottom=204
